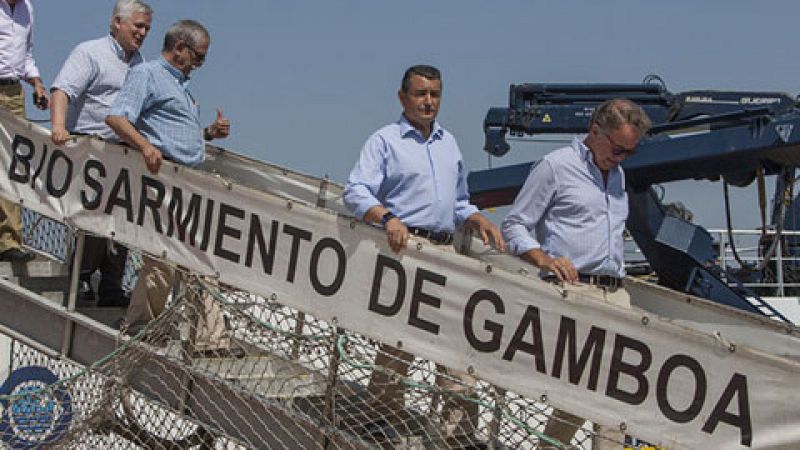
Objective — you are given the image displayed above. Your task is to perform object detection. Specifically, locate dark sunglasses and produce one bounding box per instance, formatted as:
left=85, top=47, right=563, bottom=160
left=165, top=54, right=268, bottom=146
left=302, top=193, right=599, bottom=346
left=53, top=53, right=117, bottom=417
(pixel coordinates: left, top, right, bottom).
left=184, top=41, right=206, bottom=65
left=604, top=132, right=637, bottom=156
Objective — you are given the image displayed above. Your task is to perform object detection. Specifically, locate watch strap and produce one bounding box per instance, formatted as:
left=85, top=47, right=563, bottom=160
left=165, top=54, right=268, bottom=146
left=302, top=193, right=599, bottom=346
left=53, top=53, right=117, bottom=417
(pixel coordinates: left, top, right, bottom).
left=380, top=211, right=396, bottom=227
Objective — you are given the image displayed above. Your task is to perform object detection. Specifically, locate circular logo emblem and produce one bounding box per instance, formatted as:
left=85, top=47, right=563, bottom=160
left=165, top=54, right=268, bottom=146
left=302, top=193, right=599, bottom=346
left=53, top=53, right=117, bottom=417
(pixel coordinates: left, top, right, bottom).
left=0, top=366, right=73, bottom=448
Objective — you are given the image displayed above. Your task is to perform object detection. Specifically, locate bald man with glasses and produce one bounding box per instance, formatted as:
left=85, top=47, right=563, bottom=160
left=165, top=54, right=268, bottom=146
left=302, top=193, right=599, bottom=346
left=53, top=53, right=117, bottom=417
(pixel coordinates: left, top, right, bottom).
left=107, top=19, right=231, bottom=354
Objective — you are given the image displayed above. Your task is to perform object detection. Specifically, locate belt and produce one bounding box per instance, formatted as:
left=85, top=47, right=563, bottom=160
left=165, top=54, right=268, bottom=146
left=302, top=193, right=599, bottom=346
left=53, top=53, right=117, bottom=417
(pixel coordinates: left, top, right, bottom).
left=0, top=78, right=19, bottom=86
left=543, top=274, right=624, bottom=289
left=407, top=226, right=453, bottom=245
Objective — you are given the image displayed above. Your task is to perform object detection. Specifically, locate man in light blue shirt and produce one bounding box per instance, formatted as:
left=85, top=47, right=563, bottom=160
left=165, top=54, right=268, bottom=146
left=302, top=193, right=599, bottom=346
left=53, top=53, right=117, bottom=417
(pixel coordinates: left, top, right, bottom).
left=50, top=0, right=152, bottom=308
left=502, top=98, right=651, bottom=450
left=107, top=20, right=231, bottom=353
left=107, top=20, right=229, bottom=173
left=344, top=65, right=502, bottom=253
left=502, top=99, right=650, bottom=285
left=344, top=65, right=504, bottom=447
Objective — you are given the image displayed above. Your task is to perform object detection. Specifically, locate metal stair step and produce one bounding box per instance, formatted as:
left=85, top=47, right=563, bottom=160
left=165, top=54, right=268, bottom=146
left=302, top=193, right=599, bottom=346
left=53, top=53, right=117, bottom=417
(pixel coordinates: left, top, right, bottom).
left=0, top=258, right=70, bottom=278
left=0, top=276, right=69, bottom=303
left=0, top=257, right=71, bottom=304
left=76, top=307, right=126, bottom=328
left=200, top=355, right=328, bottom=398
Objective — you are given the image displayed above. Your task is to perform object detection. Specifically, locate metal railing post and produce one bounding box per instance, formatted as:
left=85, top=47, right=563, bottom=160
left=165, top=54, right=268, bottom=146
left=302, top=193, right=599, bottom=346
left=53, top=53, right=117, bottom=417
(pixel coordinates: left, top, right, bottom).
left=777, top=237, right=785, bottom=297
left=61, top=230, right=85, bottom=356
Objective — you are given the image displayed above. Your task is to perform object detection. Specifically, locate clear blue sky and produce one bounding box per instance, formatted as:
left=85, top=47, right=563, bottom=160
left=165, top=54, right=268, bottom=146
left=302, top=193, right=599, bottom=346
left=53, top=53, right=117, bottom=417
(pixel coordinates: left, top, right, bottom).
left=25, top=0, right=800, bottom=229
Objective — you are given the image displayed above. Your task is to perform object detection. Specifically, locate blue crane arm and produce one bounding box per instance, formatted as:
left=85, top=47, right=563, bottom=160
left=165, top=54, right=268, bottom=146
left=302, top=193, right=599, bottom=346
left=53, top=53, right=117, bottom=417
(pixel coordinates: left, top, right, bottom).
left=473, top=82, right=799, bottom=208
left=483, top=82, right=795, bottom=157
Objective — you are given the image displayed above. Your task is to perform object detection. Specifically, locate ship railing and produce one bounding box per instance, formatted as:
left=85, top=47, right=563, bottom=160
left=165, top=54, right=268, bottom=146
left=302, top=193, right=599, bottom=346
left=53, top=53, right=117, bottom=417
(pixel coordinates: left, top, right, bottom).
left=705, top=228, right=800, bottom=297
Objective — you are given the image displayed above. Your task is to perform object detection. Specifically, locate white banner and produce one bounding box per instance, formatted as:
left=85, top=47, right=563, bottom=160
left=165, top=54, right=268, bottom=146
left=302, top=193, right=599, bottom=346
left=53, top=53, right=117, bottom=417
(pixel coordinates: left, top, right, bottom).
left=0, top=109, right=798, bottom=449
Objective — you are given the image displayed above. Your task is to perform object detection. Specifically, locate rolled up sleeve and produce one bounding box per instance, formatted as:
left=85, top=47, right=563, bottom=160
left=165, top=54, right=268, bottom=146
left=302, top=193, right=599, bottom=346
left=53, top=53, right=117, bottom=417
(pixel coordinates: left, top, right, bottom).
left=52, top=45, right=94, bottom=100
left=502, top=159, right=557, bottom=256
left=343, top=134, right=386, bottom=219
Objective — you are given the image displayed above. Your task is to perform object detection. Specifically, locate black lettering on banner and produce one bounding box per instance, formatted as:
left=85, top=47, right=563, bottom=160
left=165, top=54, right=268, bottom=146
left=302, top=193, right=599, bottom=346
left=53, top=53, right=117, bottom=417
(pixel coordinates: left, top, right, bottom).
left=701, top=373, right=752, bottom=447
left=656, top=354, right=706, bottom=423
left=137, top=175, right=165, bottom=233
left=104, top=168, right=134, bottom=222
left=214, top=203, right=244, bottom=263
left=408, top=268, right=444, bottom=335
left=605, top=334, right=652, bottom=405
left=502, top=305, right=547, bottom=374
left=463, top=289, right=505, bottom=352
left=246, top=215, right=278, bottom=274
left=166, top=187, right=202, bottom=245
left=31, top=143, right=48, bottom=187
left=9, top=134, right=33, bottom=183
left=309, top=237, right=346, bottom=296
left=283, top=224, right=312, bottom=283
left=551, top=317, right=606, bottom=391
left=45, top=149, right=72, bottom=198
left=199, top=199, right=214, bottom=251
left=81, top=159, right=105, bottom=210
left=368, top=254, right=405, bottom=316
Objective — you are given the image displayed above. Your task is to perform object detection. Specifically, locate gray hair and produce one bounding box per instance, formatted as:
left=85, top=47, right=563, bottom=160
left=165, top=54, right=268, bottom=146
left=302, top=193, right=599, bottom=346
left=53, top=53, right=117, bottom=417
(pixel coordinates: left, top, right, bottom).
left=163, top=20, right=211, bottom=51
left=110, top=0, right=152, bottom=33
left=590, top=98, right=652, bottom=136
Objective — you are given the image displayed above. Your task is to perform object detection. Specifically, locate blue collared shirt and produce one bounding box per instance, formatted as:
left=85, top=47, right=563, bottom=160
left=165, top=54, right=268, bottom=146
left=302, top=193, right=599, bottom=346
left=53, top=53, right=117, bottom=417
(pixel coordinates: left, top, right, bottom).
left=344, top=116, right=478, bottom=233
left=502, top=137, right=628, bottom=278
left=109, top=57, right=203, bottom=167
left=53, top=35, right=144, bottom=141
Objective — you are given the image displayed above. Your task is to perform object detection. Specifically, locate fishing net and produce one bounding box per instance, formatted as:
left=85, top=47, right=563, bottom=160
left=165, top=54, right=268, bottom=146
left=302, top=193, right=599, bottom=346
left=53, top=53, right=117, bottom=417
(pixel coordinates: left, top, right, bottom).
left=0, top=264, right=620, bottom=449
left=0, top=207, right=635, bottom=449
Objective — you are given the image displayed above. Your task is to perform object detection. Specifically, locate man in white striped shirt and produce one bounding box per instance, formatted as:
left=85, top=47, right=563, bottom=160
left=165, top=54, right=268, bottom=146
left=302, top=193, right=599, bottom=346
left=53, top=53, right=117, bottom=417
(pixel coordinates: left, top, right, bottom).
left=50, top=0, right=151, bottom=144
left=502, top=99, right=651, bottom=449
left=49, top=0, right=152, bottom=307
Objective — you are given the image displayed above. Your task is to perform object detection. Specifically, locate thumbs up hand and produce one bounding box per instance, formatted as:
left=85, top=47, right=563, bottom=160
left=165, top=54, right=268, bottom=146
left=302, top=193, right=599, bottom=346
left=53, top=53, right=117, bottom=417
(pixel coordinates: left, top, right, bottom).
left=205, top=108, right=230, bottom=140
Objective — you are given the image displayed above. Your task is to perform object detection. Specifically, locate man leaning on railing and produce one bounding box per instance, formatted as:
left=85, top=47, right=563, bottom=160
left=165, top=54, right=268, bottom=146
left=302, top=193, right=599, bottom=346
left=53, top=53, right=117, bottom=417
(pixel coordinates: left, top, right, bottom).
left=106, top=19, right=233, bottom=355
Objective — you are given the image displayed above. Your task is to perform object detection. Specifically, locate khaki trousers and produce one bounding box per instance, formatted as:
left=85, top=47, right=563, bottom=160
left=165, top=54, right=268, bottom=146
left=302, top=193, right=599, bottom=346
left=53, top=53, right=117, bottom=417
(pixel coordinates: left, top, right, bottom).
left=366, top=240, right=480, bottom=443
left=0, top=83, right=25, bottom=253
left=367, top=346, right=480, bottom=441
left=125, top=256, right=229, bottom=350
left=541, top=282, right=629, bottom=450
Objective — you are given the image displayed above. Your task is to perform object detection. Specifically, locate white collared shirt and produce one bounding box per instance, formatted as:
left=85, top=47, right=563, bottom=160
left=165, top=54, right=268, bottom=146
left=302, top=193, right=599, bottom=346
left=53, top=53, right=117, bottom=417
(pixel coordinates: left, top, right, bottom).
left=0, top=0, right=39, bottom=80
left=52, top=35, right=144, bottom=140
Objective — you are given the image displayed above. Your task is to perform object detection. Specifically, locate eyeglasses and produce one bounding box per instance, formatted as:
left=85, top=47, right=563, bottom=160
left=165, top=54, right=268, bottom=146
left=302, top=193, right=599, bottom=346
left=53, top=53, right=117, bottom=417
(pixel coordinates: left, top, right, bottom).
left=604, top=131, right=637, bottom=157
left=184, top=41, right=206, bottom=65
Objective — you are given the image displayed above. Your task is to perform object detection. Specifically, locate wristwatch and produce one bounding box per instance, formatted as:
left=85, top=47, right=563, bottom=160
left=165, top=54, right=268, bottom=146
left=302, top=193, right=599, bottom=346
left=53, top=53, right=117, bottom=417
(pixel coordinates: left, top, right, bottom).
left=380, top=211, right=397, bottom=227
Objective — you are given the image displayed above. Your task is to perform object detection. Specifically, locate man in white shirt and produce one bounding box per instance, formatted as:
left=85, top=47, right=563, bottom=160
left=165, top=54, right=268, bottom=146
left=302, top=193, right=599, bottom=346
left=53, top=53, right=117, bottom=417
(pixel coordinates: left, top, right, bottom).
left=50, top=0, right=152, bottom=307
left=0, top=0, right=48, bottom=262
